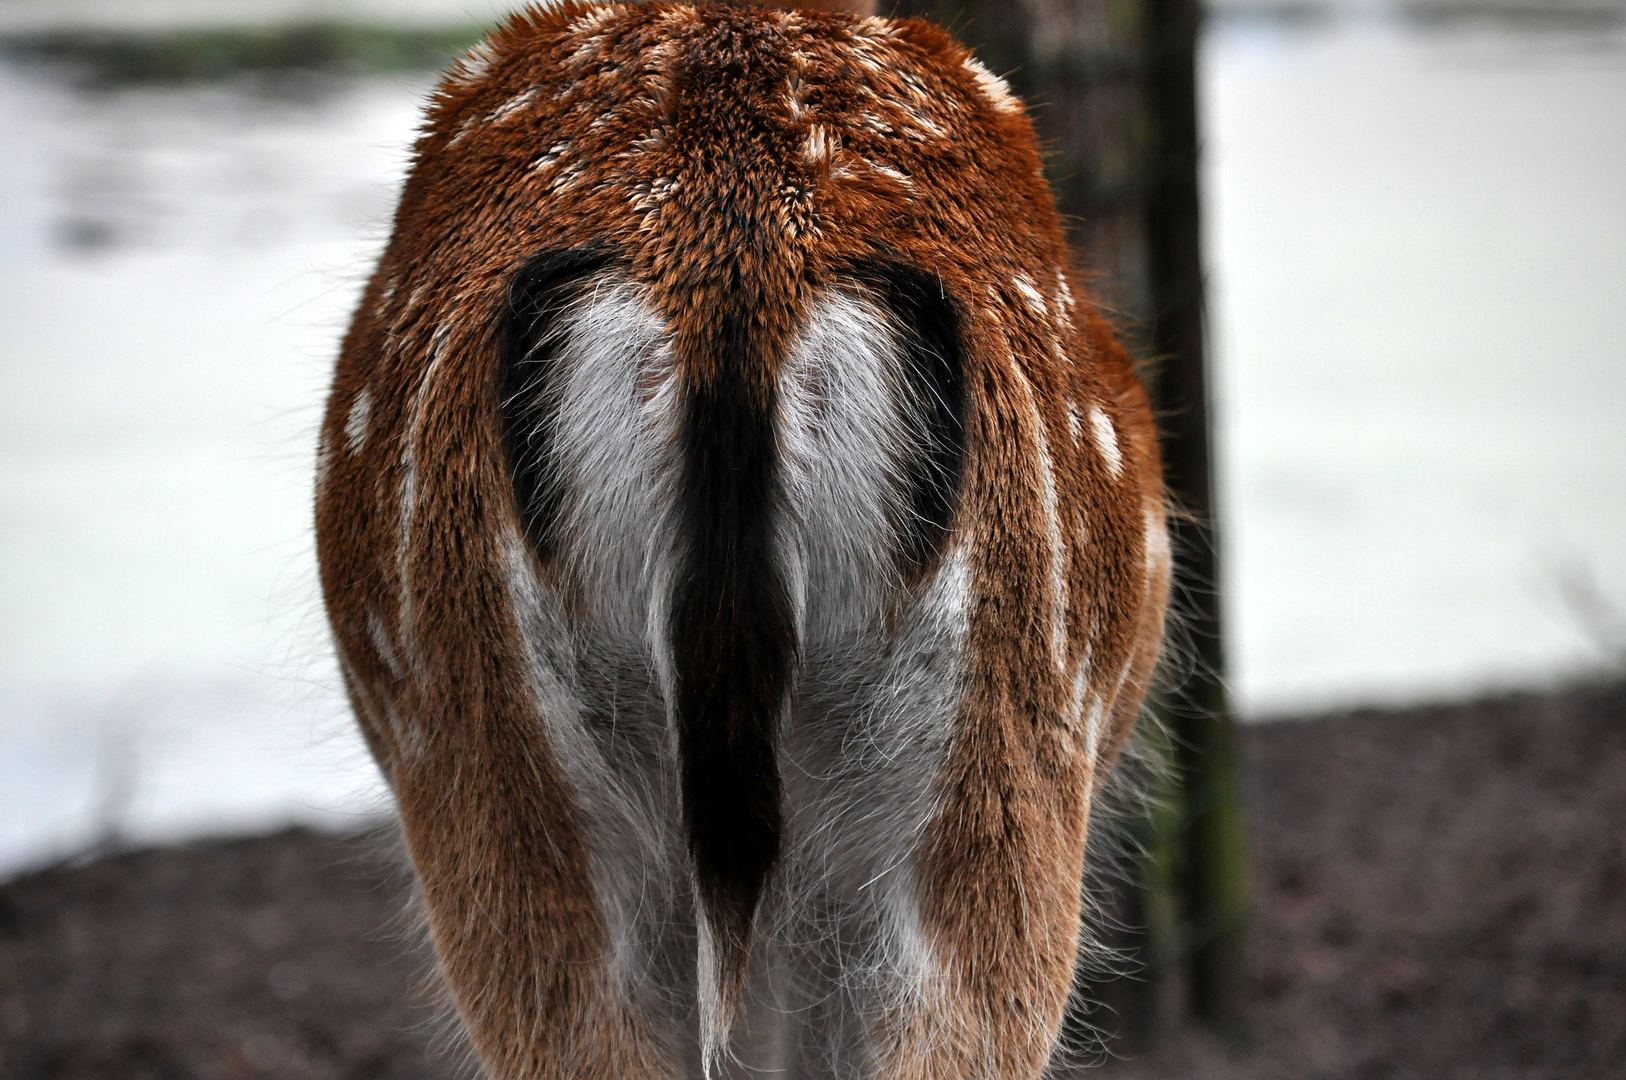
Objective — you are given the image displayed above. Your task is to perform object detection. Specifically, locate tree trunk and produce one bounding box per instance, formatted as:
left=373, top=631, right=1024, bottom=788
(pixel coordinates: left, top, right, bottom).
left=890, top=0, right=1248, bottom=1044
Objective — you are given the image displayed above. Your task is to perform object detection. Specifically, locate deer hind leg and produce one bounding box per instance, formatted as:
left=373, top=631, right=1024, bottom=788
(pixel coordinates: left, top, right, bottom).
left=318, top=254, right=704, bottom=1078
left=862, top=346, right=1164, bottom=1079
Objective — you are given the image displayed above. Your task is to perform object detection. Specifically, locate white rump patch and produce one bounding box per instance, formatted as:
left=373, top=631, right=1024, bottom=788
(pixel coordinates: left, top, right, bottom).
left=1087, top=405, right=1122, bottom=480
left=538, top=279, right=681, bottom=640
left=777, top=291, right=916, bottom=641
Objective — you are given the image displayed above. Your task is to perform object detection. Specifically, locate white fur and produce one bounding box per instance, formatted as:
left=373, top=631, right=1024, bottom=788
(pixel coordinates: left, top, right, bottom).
left=868, top=161, right=913, bottom=187
left=1014, top=273, right=1048, bottom=318
left=365, top=608, right=403, bottom=680
left=567, top=4, right=621, bottom=38
left=504, top=278, right=702, bottom=1064
left=533, top=141, right=572, bottom=174
left=489, top=86, right=542, bottom=124
left=543, top=281, right=681, bottom=641
left=1087, top=405, right=1122, bottom=480
left=1013, top=366, right=1069, bottom=672
left=449, top=38, right=497, bottom=89
left=1144, top=505, right=1170, bottom=575
left=964, top=56, right=1023, bottom=115
left=503, top=278, right=974, bottom=1074
left=344, top=387, right=372, bottom=455
left=776, top=293, right=915, bottom=641
left=768, top=295, right=973, bottom=1064
left=1054, top=275, right=1075, bottom=314
left=804, top=124, right=837, bottom=164
left=394, top=326, right=451, bottom=677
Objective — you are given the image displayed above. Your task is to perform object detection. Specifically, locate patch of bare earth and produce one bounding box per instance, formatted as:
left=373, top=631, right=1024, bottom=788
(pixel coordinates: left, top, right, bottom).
left=1099, top=679, right=1626, bottom=1080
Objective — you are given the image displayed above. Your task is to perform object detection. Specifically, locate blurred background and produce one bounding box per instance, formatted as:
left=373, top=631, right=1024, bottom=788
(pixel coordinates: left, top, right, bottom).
left=0, top=0, right=1622, bottom=1075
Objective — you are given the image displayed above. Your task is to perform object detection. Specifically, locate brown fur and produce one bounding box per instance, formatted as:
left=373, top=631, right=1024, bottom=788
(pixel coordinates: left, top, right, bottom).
left=315, top=3, right=1168, bottom=1077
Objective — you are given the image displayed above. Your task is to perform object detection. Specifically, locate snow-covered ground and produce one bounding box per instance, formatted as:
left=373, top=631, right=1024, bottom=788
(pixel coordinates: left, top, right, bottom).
left=1206, top=19, right=1626, bottom=711
left=0, top=19, right=1622, bottom=874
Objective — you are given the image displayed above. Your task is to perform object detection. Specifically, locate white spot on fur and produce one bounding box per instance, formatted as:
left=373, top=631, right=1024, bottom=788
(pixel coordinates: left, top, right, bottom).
left=1015, top=273, right=1048, bottom=317
left=856, top=15, right=900, bottom=38
left=394, top=328, right=451, bottom=674
left=447, top=114, right=477, bottom=147
left=449, top=38, right=497, bottom=88
left=1037, top=425, right=1068, bottom=671
left=532, top=140, right=571, bottom=173
left=850, top=111, right=889, bottom=139
left=1055, top=275, right=1076, bottom=313
left=365, top=608, right=403, bottom=681
left=785, top=72, right=807, bottom=120
left=1066, top=400, right=1083, bottom=445
left=551, top=161, right=586, bottom=193
left=900, top=106, right=945, bottom=140
left=344, top=388, right=372, bottom=456
left=489, top=86, right=541, bottom=123
left=1083, top=695, right=1107, bottom=761
left=1088, top=405, right=1122, bottom=480
left=394, top=443, right=417, bottom=667
left=1144, top=506, right=1170, bottom=573
left=567, top=4, right=619, bottom=37
left=965, top=56, right=1023, bottom=114
left=868, top=161, right=913, bottom=187
left=803, top=124, right=836, bottom=164
left=1014, top=367, right=1068, bottom=671
left=1063, top=661, right=1089, bottom=730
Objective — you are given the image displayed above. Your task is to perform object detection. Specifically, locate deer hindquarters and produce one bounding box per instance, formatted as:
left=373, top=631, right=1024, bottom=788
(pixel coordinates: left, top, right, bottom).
left=314, top=4, right=1170, bottom=1078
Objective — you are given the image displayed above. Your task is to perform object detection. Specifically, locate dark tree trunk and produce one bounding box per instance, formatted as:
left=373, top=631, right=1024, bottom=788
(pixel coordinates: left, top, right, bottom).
left=1141, top=0, right=1248, bottom=1038
left=889, top=0, right=1248, bottom=1046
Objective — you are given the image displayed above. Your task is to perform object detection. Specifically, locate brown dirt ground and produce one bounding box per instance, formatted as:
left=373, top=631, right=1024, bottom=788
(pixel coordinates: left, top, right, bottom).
left=2, top=680, right=1623, bottom=1079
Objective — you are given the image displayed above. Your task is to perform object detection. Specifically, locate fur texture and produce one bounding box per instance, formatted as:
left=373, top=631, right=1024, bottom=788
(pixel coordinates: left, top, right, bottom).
left=315, top=4, right=1169, bottom=1078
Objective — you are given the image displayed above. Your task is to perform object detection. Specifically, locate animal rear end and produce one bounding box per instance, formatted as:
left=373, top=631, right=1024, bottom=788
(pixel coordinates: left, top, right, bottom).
left=314, top=4, right=1170, bottom=1077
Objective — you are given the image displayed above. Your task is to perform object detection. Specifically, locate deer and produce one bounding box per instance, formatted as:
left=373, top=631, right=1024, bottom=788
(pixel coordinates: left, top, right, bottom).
left=314, top=1, right=1170, bottom=1077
